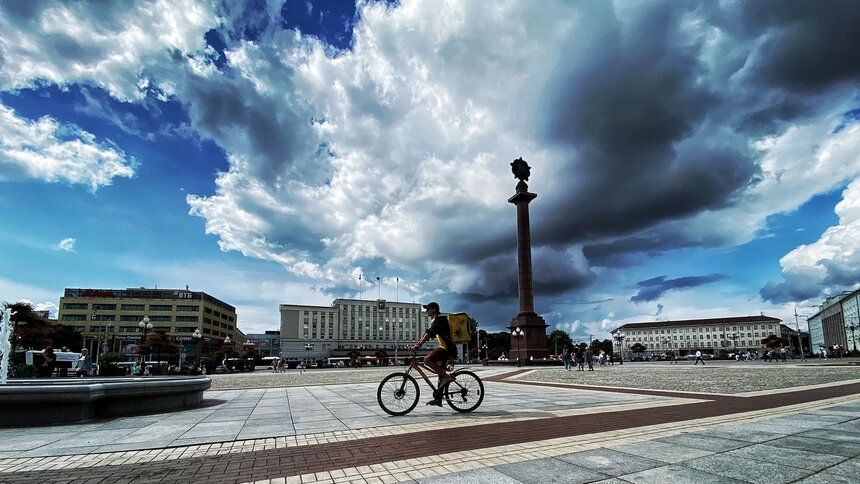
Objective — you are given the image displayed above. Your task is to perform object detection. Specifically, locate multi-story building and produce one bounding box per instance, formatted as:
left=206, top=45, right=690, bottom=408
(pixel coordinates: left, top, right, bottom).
left=611, top=315, right=787, bottom=357
left=58, top=287, right=237, bottom=362
left=279, top=298, right=432, bottom=360
left=245, top=331, right=281, bottom=357
left=807, top=288, right=860, bottom=354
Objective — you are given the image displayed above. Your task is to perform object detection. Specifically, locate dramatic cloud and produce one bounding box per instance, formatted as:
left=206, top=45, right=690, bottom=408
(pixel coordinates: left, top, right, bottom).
left=761, top=179, right=860, bottom=303
left=0, top=104, right=135, bottom=191
left=2, top=0, right=859, bottom=329
left=631, top=274, right=727, bottom=303
left=56, top=237, right=76, bottom=252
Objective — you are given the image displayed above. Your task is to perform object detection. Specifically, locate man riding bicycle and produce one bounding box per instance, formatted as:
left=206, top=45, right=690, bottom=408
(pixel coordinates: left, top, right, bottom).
left=411, top=301, right=457, bottom=406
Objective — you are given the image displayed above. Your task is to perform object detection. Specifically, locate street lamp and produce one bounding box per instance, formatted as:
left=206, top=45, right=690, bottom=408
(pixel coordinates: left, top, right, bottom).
left=192, top=328, right=202, bottom=363
left=511, top=327, right=524, bottom=367
left=138, top=316, right=153, bottom=366
left=729, top=332, right=739, bottom=356
left=481, top=344, right=488, bottom=360
left=91, top=305, right=100, bottom=363
left=661, top=338, right=670, bottom=359
left=304, top=343, right=314, bottom=366
left=613, top=331, right=626, bottom=365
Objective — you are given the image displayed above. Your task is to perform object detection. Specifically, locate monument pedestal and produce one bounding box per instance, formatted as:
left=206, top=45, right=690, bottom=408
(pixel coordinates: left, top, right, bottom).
left=509, top=314, right=550, bottom=362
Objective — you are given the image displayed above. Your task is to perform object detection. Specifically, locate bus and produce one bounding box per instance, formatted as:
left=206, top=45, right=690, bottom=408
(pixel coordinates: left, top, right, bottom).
left=255, top=356, right=280, bottom=372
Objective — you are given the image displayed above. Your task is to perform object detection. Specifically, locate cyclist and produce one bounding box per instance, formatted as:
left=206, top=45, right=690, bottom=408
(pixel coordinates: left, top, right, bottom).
left=410, top=301, right=457, bottom=406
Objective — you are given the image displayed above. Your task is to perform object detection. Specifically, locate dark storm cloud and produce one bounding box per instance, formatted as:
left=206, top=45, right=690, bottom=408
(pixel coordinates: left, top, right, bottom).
left=459, top=248, right=594, bottom=304
left=760, top=257, right=860, bottom=304
left=631, top=274, right=727, bottom=303
left=533, top=1, right=755, bottom=249
left=733, top=0, right=860, bottom=93
left=181, top=68, right=320, bottom=183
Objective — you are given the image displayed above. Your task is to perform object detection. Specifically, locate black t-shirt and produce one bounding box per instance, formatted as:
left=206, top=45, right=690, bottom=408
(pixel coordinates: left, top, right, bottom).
left=425, top=315, right=457, bottom=357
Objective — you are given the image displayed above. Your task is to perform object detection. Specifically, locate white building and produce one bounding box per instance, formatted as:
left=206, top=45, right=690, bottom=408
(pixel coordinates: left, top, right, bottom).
left=611, top=315, right=789, bottom=356
left=279, top=298, right=433, bottom=360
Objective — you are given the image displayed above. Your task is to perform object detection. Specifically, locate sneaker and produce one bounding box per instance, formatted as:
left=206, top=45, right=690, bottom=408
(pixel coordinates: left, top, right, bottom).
left=426, top=399, right=442, bottom=406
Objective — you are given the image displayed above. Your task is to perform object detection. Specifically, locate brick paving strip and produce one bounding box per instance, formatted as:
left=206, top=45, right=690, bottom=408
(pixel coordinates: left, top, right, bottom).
left=3, top=377, right=860, bottom=483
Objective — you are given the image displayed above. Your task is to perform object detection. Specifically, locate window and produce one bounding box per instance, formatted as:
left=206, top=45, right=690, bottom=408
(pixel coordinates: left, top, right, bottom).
left=176, top=316, right=199, bottom=322
left=175, top=327, right=197, bottom=333
left=149, top=305, right=171, bottom=312
left=94, top=304, right=116, bottom=310
left=120, top=315, right=145, bottom=321
left=63, top=303, right=88, bottom=310
left=149, top=315, right=171, bottom=322
left=121, top=304, right=145, bottom=311
left=62, top=314, right=87, bottom=321
left=176, top=305, right=199, bottom=312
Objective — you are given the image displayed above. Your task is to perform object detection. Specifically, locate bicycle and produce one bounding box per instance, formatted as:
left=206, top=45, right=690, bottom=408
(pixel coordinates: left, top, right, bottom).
left=377, top=353, right=484, bottom=416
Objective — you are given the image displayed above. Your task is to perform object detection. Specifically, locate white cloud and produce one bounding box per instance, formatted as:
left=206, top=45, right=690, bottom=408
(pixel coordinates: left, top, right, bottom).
left=762, top=179, right=860, bottom=303
left=0, top=0, right=217, bottom=100
left=0, top=104, right=136, bottom=191
left=56, top=237, right=76, bottom=252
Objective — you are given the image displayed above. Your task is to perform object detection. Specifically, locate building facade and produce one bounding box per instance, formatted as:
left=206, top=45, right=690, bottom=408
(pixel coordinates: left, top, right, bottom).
left=611, top=315, right=788, bottom=356
left=807, top=288, right=860, bottom=354
left=58, top=287, right=237, bottom=362
left=245, top=331, right=281, bottom=357
left=279, top=298, right=432, bottom=360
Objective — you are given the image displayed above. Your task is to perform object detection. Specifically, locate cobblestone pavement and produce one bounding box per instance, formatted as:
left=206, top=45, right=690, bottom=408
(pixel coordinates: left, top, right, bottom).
left=513, top=364, right=860, bottom=394
left=1, top=364, right=858, bottom=483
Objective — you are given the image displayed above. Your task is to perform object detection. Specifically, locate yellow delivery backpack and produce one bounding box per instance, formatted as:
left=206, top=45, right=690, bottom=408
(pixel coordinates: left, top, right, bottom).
left=447, top=312, right=472, bottom=343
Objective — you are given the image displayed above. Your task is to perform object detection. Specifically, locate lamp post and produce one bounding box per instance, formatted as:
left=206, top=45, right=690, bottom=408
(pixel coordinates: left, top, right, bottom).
left=304, top=342, right=314, bottom=366
left=794, top=306, right=807, bottom=361
left=613, top=332, right=626, bottom=365
left=138, top=316, right=153, bottom=366
left=729, top=332, right=739, bottom=356
left=661, top=338, right=670, bottom=358
left=192, top=328, right=202, bottom=363
left=511, top=327, right=524, bottom=367
left=481, top=344, right=488, bottom=360
left=91, top=305, right=100, bottom=364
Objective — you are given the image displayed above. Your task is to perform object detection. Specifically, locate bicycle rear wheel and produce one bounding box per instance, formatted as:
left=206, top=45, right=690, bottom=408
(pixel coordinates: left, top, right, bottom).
left=443, top=370, right=484, bottom=412
left=377, top=372, right=420, bottom=416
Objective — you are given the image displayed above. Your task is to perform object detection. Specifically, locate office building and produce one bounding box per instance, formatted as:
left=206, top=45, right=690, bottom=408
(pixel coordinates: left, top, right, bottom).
left=58, top=287, right=237, bottom=361
left=279, top=298, right=431, bottom=360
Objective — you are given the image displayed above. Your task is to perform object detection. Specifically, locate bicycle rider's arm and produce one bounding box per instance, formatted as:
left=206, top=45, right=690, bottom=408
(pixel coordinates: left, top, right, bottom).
left=411, top=333, right=430, bottom=353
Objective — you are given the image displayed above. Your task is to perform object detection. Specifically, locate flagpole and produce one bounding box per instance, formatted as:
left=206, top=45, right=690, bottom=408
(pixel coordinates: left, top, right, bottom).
left=359, top=274, right=362, bottom=300
left=396, top=277, right=399, bottom=302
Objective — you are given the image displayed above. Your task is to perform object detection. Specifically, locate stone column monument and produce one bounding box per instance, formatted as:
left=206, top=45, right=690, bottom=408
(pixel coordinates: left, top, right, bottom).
left=508, top=158, right=549, bottom=362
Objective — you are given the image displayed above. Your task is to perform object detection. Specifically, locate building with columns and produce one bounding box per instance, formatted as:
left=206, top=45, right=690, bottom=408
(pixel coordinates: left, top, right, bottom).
left=611, top=315, right=791, bottom=357
left=807, top=288, right=860, bottom=354
left=279, top=298, right=435, bottom=361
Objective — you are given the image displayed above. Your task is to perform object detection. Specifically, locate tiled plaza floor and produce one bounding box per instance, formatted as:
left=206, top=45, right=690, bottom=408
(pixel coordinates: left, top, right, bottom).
left=0, top=363, right=858, bottom=483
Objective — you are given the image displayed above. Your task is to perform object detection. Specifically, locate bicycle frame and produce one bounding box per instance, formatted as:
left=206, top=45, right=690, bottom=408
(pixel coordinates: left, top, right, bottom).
left=403, top=356, right=453, bottom=393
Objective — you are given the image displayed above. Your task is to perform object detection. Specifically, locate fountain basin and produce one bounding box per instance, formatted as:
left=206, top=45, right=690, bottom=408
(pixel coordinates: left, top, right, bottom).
left=0, top=376, right=211, bottom=427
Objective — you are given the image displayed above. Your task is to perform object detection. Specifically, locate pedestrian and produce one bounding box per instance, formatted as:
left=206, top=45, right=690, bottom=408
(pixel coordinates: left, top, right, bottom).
left=37, top=346, right=57, bottom=377
left=670, top=353, right=678, bottom=365
left=585, top=347, right=594, bottom=371
left=562, top=346, right=572, bottom=372
left=75, top=348, right=92, bottom=377
left=575, top=347, right=584, bottom=371
left=694, top=349, right=705, bottom=365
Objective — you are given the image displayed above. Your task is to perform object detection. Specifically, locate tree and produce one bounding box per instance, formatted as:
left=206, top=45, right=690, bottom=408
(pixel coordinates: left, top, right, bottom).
left=629, top=342, right=647, bottom=355
left=6, top=301, right=52, bottom=350
left=135, top=329, right=181, bottom=365
left=592, top=339, right=614, bottom=355
left=484, top=331, right=511, bottom=359
left=761, top=335, right=789, bottom=349
left=51, top=324, right=84, bottom=352
left=547, top=330, right=573, bottom=355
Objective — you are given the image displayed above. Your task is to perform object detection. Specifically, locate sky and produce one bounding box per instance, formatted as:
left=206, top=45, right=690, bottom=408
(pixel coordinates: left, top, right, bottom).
left=1, top=0, right=859, bottom=342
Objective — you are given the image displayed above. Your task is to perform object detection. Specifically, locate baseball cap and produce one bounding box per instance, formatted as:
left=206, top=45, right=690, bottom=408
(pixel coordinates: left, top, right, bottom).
left=422, top=301, right=440, bottom=311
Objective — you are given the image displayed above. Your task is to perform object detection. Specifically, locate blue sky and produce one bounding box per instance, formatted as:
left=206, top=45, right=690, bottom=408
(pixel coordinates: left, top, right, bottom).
left=1, top=0, right=859, bottom=340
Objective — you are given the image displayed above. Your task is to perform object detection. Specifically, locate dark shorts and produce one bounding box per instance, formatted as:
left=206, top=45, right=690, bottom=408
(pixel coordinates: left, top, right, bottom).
left=424, top=347, right=449, bottom=367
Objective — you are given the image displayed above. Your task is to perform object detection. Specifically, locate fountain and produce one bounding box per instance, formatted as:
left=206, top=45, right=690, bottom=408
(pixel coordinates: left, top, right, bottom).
left=0, top=305, right=14, bottom=384
left=0, top=304, right=211, bottom=427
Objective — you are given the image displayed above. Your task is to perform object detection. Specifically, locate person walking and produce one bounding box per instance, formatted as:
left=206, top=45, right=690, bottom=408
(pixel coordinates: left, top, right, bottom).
left=670, top=353, right=678, bottom=365
left=562, top=346, right=572, bottom=372
left=575, top=347, right=584, bottom=371
left=585, top=347, right=594, bottom=371
left=75, top=348, right=92, bottom=377
left=694, top=349, right=705, bottom=365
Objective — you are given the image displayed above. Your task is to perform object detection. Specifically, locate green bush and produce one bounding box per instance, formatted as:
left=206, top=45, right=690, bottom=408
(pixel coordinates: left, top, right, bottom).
left=98, top=352, right=123, bottom=367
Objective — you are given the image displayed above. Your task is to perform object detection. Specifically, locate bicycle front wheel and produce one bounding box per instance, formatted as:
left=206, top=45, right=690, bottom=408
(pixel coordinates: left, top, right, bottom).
left=443, top=370, right=484, bottom=412
left=377, top=372, right=420, bottom=416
